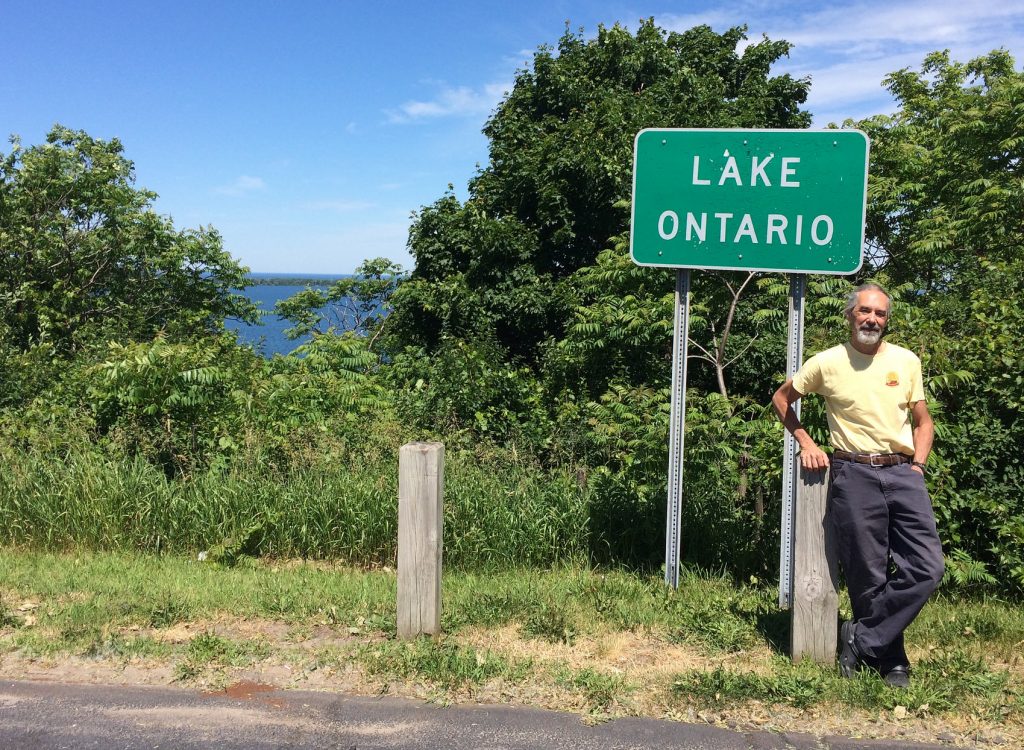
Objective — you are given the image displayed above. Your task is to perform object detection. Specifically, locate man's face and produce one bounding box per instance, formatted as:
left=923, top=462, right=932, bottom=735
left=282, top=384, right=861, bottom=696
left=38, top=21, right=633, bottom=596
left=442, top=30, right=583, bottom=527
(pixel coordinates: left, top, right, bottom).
left=847, top=289, right=889, bottom=346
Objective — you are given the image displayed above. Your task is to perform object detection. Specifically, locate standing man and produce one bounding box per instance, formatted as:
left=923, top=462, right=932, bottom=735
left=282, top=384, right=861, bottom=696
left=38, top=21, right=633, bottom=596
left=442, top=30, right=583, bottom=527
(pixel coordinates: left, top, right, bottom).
left=771, top=283, right=944, bottom=688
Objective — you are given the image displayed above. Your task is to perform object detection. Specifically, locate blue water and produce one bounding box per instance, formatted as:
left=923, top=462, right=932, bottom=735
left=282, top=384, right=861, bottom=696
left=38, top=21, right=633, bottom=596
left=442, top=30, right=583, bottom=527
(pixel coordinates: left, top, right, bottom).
left=226, top=273, right=351, bottom=357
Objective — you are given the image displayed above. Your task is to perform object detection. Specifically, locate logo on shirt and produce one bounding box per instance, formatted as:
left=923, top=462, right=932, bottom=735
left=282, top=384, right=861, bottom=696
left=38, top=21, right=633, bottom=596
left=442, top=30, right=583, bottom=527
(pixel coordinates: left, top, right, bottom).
left=886, top=372, right=900, bottom=387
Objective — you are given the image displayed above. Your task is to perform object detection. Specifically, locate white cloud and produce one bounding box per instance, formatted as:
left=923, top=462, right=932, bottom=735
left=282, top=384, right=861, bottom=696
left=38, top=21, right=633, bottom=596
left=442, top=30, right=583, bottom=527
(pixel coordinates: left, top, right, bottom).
left=387, top=80, right=511, bottom=123
left=765, top=1, right=1024, bottom=50
left=214, top=175, right=266, bottom=196
left=793, top=51, right=927, bottom=108
left=657, top=1, right=1024, bottom=125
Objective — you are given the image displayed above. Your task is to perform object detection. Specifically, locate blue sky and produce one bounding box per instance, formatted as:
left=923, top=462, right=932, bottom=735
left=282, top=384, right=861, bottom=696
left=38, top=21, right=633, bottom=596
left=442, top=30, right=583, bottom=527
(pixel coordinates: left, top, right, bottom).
left=4, top=1, right=1022, bottom=273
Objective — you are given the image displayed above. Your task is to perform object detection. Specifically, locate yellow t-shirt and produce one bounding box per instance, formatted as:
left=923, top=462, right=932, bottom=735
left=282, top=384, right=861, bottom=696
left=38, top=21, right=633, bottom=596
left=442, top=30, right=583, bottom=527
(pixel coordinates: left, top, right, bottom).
left=791, top=341, right=925, bottom=455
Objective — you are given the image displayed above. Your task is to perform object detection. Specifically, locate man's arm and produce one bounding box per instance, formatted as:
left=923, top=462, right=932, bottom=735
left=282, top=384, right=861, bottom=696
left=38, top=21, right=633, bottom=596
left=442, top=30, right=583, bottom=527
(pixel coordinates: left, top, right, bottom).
left=771, top=379, right=830, bottom=471
left=910, top=399, right=934, bottom=475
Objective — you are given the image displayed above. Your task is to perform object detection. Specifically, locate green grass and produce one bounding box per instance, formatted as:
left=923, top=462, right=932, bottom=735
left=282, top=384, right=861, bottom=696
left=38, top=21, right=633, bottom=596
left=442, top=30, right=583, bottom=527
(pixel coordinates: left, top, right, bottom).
left=174, top=631, right=270, bottom=681
left=357, top=638, right=533, bottom=689
left=672, top=650, right=1018, bottom=719
left=0, top=549, right=1021, bottom=730
left=0, top=446, right=589, bottom=567
left=555, top=666, right=632, bottom=712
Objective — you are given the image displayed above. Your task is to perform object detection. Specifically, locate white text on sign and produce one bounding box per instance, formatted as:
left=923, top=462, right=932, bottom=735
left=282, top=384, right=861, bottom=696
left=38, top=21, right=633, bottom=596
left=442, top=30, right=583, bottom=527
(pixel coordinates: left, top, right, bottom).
left=657, top=212, right=834, bottom=245
left=691, top=154, right=801, bottom=187
left=655, top=151, right=834, bottom=247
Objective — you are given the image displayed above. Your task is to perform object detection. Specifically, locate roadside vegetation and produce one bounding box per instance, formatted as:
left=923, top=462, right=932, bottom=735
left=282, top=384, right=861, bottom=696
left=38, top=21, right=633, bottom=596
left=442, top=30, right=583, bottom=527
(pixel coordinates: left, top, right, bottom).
left=2, top=19, right=1024, bottom=745
left=0, top=550, right=1020, bottom=744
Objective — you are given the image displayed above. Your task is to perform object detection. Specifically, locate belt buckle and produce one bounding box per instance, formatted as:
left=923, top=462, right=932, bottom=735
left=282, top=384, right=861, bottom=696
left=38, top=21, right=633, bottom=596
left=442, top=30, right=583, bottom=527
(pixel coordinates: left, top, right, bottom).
left=868, top=453, right=884, bottom=467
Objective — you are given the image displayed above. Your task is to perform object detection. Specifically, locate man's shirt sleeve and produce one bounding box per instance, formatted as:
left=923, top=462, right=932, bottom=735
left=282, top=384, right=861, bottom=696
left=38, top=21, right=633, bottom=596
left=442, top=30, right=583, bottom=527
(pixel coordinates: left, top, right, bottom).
left=792, top=354, right=823, bottom=396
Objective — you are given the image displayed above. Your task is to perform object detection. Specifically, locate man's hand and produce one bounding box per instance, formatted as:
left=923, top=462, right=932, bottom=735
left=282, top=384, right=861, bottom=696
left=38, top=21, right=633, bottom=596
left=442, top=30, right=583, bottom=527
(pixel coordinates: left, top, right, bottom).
left=799, top=443, right=830, bottom=472
left=910, top=464, right=924, bottom=476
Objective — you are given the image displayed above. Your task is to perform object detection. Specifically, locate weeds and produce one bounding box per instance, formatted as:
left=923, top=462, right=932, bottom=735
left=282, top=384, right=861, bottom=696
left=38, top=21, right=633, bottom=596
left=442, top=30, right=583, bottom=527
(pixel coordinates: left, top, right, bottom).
left=523, top=601, right=577, bottom=645
left=0, top=597, right=20, bottom=629
left=174, top=631, right=268, bottom=681
left=358, top=638, right=532, bottom=689
left=556, top=666, right=630, bottom=711
left=0, top=446, right=589, bottom=567
left=146, top=592, right=194, bottom=628
left=672, top=651, right=1020, bottom=719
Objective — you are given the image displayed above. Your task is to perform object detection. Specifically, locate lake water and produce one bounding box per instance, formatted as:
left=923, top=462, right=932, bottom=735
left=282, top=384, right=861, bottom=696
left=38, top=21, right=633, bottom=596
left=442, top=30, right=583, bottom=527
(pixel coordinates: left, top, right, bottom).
left=226, top=273, right=350, bottom=357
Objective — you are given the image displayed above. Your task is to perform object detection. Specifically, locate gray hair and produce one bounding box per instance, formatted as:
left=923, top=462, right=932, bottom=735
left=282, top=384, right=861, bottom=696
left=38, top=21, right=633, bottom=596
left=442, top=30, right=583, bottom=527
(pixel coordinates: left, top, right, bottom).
left=844, top=283, right=892, bottom=317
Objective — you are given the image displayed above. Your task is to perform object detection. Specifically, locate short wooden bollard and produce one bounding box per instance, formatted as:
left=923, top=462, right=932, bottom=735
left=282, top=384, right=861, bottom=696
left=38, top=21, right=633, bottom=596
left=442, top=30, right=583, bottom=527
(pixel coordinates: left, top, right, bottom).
left=397, top=442, right=444, bottom=639
left=790, top=466, right=839, bottom=663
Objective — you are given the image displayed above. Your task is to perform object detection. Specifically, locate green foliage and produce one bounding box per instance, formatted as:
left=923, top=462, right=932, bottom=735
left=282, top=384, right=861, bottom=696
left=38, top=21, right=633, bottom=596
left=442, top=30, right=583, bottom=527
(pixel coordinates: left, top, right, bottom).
left=88, top=334, right=260, bottom=475
left=387, top=21, right=810, bottom=365
left=555, top=666, right=628, bottom=712
left=672, top=649, right=1015, bottom=717
left=860, top=49, right=1023, bottom=284
left=0, top=434, right=591, bottom=567
left=3, top=35, right=1024, bottom=602
left=672, top=665, right=825, bottom=709
left=858, top=51, right=1024, bottom=593
left=359, top=638, right=531, bottom=689
left=522, top=601, right=578, bottom=645
left=273, top=257, right=404, bottom=344
left=0, top=596, right=20, bottom=629
left=174, top=631, right=266, bottom=681
left=258, top=333, right=388, bottom=440
left=546, top=243, right=673, bottom=397
left=0, top=126, right=256, bottom=362
left=386, top=336, right=550, bottom=447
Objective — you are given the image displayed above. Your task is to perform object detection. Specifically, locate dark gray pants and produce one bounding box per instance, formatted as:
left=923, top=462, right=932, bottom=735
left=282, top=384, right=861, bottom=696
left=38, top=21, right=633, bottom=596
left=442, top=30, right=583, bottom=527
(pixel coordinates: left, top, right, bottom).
left=827, top=459, right=945, bottom=669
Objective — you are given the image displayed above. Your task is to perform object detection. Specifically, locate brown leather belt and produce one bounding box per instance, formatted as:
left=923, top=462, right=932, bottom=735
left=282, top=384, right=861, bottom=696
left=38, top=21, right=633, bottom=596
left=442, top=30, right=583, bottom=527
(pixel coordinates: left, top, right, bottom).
left=833, top=450, right=911, bottom=467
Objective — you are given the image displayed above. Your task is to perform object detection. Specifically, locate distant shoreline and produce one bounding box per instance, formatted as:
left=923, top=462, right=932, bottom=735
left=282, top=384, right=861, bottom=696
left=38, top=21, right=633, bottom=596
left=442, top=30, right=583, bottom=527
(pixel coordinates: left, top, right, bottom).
left=246, top=273, right=351, bottom=287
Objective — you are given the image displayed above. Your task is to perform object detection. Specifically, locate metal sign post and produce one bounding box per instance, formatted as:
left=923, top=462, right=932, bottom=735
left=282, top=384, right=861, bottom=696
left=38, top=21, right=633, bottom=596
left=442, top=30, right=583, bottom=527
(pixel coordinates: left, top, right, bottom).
left=778, top=273, right=806, bottom=608
left=665, top=269, right=691, bottom=589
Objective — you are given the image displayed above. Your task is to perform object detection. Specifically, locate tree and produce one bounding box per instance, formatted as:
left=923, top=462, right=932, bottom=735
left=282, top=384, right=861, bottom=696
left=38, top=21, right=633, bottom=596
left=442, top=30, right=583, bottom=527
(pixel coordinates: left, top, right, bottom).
left=860, top=49, right=1023, bottom=289
left=0, top=126, right=257, bottom=356
left=273, top=257, right=404, bottom=349
left=386, top=21, right=811, bottom=366
left=857, top=50, right=1024, bottom=591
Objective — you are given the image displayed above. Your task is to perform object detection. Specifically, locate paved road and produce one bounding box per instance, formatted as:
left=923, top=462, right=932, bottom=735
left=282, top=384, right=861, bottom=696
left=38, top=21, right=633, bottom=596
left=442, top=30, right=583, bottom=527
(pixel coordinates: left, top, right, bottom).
left=0, top=680, right=952, bottom=750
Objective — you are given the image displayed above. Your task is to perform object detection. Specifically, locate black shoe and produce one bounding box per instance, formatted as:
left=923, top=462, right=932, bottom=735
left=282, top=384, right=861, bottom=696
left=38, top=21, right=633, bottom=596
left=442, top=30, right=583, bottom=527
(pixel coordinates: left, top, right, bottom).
left=839, top=620, right=861, bottom=678
left=883, top=664, right=910, bottom=689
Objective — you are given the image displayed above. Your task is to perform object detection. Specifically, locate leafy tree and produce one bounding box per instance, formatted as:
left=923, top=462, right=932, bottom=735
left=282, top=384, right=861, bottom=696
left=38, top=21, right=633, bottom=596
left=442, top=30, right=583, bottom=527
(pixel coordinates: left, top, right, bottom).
left=860, top=49, right=1023, bottom=288
left=857, top=50, right=1024, bottom=591
left=273, top=257, right=405, bottom=348
left=0, top=126, right=257, bottom=358
left=387, top=21, right=811, bottom=365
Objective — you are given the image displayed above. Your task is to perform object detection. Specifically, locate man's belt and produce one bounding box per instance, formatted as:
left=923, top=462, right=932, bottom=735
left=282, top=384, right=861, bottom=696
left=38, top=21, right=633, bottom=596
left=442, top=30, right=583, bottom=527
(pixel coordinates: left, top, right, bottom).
left=832, top=450, right=911, bottom=467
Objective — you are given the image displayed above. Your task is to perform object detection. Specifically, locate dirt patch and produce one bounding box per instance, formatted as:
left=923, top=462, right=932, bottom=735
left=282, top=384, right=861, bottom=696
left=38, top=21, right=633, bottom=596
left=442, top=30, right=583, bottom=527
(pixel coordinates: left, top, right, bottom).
left=203, top=680, right=286, bottom=708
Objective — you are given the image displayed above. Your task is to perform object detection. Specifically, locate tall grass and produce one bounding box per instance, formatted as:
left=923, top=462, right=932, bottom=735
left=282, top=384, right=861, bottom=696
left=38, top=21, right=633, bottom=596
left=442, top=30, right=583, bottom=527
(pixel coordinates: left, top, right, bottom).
left=0, top=443, right=590, bottom=567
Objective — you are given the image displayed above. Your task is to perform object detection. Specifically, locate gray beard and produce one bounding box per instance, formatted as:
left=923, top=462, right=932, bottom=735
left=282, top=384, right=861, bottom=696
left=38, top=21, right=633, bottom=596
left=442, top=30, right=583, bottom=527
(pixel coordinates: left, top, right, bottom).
left=855, top=327, right=882, bottom=346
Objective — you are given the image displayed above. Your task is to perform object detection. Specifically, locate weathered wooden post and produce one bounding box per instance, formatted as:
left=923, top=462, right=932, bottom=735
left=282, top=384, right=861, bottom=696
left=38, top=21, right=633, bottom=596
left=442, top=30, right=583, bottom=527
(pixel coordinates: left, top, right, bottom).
left=790, top=466, right=839, bottom=663
left=397, top=442, right=444, bottom=639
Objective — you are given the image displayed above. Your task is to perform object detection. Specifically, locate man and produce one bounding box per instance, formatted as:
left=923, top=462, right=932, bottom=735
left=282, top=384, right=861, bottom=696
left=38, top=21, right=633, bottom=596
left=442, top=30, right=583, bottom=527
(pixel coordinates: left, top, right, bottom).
left=771, top=283, right=944, bottom=688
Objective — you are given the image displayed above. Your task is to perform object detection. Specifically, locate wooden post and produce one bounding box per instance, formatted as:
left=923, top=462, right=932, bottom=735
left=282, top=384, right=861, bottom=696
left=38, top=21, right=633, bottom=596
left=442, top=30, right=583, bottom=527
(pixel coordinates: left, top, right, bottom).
left=398, top=442, right=444, bottom=639
left=790, top=466, right=839, bottom=663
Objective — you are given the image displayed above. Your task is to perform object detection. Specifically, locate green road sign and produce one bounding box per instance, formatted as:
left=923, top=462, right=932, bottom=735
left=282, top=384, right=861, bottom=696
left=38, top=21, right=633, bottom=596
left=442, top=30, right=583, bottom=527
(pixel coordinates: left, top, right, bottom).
left=630, top=129, right=869, bottom=274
